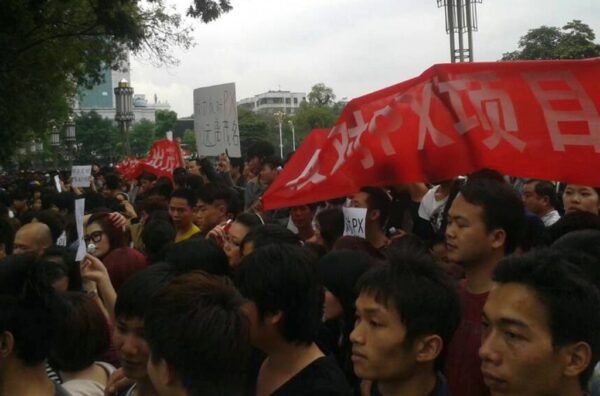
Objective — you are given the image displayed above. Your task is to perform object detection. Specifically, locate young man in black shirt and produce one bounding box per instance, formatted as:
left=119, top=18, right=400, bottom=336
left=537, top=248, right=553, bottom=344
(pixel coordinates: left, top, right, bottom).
left=350, top=251, right=460, bottom=396
left=235, top=244, right=351, bottom=395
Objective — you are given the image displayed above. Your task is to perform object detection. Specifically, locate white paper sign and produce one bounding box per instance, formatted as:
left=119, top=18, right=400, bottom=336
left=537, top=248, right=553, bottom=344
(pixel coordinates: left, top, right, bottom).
left=71, top=166, right=92, bottom=188
left=193, top=82, right=241, bottom=158
left=342, top=207, right=367, bottom=238
left=75, top=199, right=86, bottom=261
left=54, top=175, right=62, bottom=192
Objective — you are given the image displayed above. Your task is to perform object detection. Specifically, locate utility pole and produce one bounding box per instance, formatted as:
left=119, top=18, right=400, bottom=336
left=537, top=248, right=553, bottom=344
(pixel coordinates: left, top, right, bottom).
left=436, top=0, right=482, bottom=63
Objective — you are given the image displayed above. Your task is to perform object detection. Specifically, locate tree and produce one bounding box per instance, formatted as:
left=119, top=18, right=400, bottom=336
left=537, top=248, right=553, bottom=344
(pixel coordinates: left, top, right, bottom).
left=155, top=110, right=178, bottom=136
left=0, top=0, right=233, bottom=163
left=307, top=83, right=336, bottom=107
left=237, top=107, right=272, bottom=150
left=130, top=119, right=157, bottom=157
left=74, top=112, right=121, bottom=164
left=502, top=20, right=600, bottom=60
left=182, top=129, right=197, bottom=153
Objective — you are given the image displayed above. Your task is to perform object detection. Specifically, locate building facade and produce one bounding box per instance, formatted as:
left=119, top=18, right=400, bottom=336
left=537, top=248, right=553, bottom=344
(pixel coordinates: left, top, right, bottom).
left=238, top=90, right=306, bottom=115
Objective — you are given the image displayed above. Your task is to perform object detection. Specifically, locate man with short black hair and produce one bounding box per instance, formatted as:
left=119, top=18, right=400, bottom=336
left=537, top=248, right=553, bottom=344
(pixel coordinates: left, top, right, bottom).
left=481, top=249, right=600, bottom=396
left=235, top=244, right=350, bottom=395
left=244, top=141, right=276, bottom=210
left=350, top=187, right=392, bottom=251
left=522, top=179, right=561, bottom=226
left=444, top=176, right=524, bottom=396
left=144, top=272, right=250, bottom=396
left=0, top=255, right=70, bottom=396
left=169, top=189, right=199, bottom=242
left=351, top=251, right=461, bottom=396
left=194, top=183, right=236, bottom=234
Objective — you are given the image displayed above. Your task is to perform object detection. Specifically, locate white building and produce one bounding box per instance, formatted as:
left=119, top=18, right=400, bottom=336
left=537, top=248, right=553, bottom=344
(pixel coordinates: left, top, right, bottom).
left=238, top=90, right=306, bottom=115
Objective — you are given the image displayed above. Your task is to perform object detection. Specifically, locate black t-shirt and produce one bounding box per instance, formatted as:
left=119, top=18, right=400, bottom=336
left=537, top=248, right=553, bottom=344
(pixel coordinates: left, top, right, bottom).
left=271, top=356, right=352, bottom=396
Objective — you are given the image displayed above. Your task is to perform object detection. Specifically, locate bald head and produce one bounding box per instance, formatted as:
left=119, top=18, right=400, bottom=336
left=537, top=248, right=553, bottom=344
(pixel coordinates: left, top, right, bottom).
left=13, top=222, right=53, bottom=257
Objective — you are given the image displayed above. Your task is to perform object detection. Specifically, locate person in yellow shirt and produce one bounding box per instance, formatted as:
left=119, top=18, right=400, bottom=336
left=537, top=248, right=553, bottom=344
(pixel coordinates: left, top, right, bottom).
left=169, top=188, right=200, bottom=242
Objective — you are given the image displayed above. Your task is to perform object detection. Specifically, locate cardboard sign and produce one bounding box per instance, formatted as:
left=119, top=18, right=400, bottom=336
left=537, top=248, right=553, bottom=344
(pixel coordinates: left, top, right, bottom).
left=71, top=166, right=92, bottom=188
left=193, top=82, right=241, bottom=157
left=342, top=207, right=367, bottom=238
left=75, top=199, right=86, bottom=261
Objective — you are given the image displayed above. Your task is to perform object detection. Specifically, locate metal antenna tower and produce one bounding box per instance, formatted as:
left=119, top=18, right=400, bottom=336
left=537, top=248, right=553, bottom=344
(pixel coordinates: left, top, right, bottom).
left=437, top=0, right=482, bottom=63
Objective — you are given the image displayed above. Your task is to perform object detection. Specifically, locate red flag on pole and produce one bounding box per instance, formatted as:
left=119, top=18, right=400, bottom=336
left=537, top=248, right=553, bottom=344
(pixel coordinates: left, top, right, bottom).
left=262, top=58, right=600, bottom=210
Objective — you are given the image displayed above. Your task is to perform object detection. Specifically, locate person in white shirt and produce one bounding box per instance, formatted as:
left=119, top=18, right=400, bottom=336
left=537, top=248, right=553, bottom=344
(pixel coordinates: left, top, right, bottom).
left=521, top=180, right=561, bottom=227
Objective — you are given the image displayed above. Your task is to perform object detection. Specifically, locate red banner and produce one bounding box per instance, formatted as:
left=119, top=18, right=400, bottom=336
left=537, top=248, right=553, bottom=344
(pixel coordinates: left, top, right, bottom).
left=115, top=139, right=183, bottom=181
left=263, top=58, right=600, bottom=210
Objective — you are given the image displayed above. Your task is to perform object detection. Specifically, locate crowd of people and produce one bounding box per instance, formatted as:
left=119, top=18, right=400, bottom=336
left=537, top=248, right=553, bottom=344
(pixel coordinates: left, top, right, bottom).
left=1, top=138, right=600, bottom=396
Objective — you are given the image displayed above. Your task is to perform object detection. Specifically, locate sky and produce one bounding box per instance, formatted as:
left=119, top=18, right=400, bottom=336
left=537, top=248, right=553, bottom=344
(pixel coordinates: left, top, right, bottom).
left=130, top=0, right=600, bottom=117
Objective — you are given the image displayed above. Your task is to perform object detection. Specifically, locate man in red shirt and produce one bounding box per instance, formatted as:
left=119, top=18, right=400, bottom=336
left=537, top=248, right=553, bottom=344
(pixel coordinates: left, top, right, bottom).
left=444, top=172, right=524, bottom=396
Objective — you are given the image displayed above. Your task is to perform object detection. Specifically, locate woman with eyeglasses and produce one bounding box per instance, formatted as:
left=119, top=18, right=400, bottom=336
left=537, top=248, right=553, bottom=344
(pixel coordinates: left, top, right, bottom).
left=85, top=212, right=147, bottom=292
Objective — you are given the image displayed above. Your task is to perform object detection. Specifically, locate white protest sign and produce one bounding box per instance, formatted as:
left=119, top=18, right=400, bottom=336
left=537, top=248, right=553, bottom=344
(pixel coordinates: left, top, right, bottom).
left=342, top=207, right=367, bottom=238
left=75, top=199, right=86, bottom=261
left=54, top=175, right=62, bottom=192
left=71, top=166, right=92, bottom=188
left=193, top=82, right=241, bottom=158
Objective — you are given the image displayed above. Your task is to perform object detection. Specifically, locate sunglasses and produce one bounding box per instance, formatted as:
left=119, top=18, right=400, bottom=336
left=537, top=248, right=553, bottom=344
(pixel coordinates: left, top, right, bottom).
left=84, top=230, right=104, bottom=244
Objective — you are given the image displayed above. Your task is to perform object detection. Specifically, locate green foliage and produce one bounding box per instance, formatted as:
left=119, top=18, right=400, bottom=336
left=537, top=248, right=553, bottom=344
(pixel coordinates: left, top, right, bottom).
left=502, top=20, right=600, bottom=60
left=291, top=83, right=342, bottom=144
left=74, top=111, right=122, bottom=164
left=130, top=119, right=156, bottom=157
left=0, top=0, right=233, bottom=162
left=155, top=110, right=178, bottom=135
left=182, top=129, right=197, bottom=153
left=307, top=83, right=336, bottom=107
left=238, top=107, right=273, bottom=149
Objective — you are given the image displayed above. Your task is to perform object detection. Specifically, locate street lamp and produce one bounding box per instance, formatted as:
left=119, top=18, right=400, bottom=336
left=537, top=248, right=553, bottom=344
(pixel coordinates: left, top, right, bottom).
left=51, top=125, right=60, bottom=169
left=65, top=115, right=76, bottom=168
left=288, top=120, right=296, bottom=151
left=274, top=111, right=285, bottom=158
left=114, top=79, right=135, bottom=156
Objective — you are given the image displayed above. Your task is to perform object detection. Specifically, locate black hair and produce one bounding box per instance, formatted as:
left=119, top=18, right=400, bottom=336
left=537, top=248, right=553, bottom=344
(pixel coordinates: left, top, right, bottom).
left=145, top=272, right=250, bottom=395
left=360, top=187, right=392, bottom=227
left=140, top=172, right=157, bottom=182
left=49, top=292, right=110, bottom=372
left=42, top=246, right=82, bottom=292
left=235, top=244, right=322, bottom=345
left=459, top=178, right=525, bottom=254
left=165, top=238, right=230, bottom=277
left=234, top=212, right=263, bottom=229
left=197, top=183, right=236, bottom=213
left=493, top=249, right=600, bottom=387
left=261, top=155, right=283, bottom=170
left=240, top=224, right=301, bottom=254
left=315, top=207, right=345, bottom=250
left=170, top=188, right=197, bottom=208
left=114, top=264, right=175, bottom=320
left=357, top=251, right=461, bottom=368
left=142, top=216, right=176, bottom=264
left=197, top=158, right=220, bottom=184
left=547, top=212, right=600, bottom=244
left=230, top=157, right=244, bottom=170
left=152, top=176, right=174, bottom=199
left=0, top=216, right=15, bottom=255
left=552, top=230, right=600, bottom=290
left=104, top=173, right=121, bottom=190
left=517, top=213, right=548, bottom=253
left=0, top=255, right=60, bottom=366
left=34, top=209, right=64, bottom=243
left=186, top=174, right=205, bottom=191
left=526, top=179, right=557, bottom=208
left=246, top=141, right=275, bottom=161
